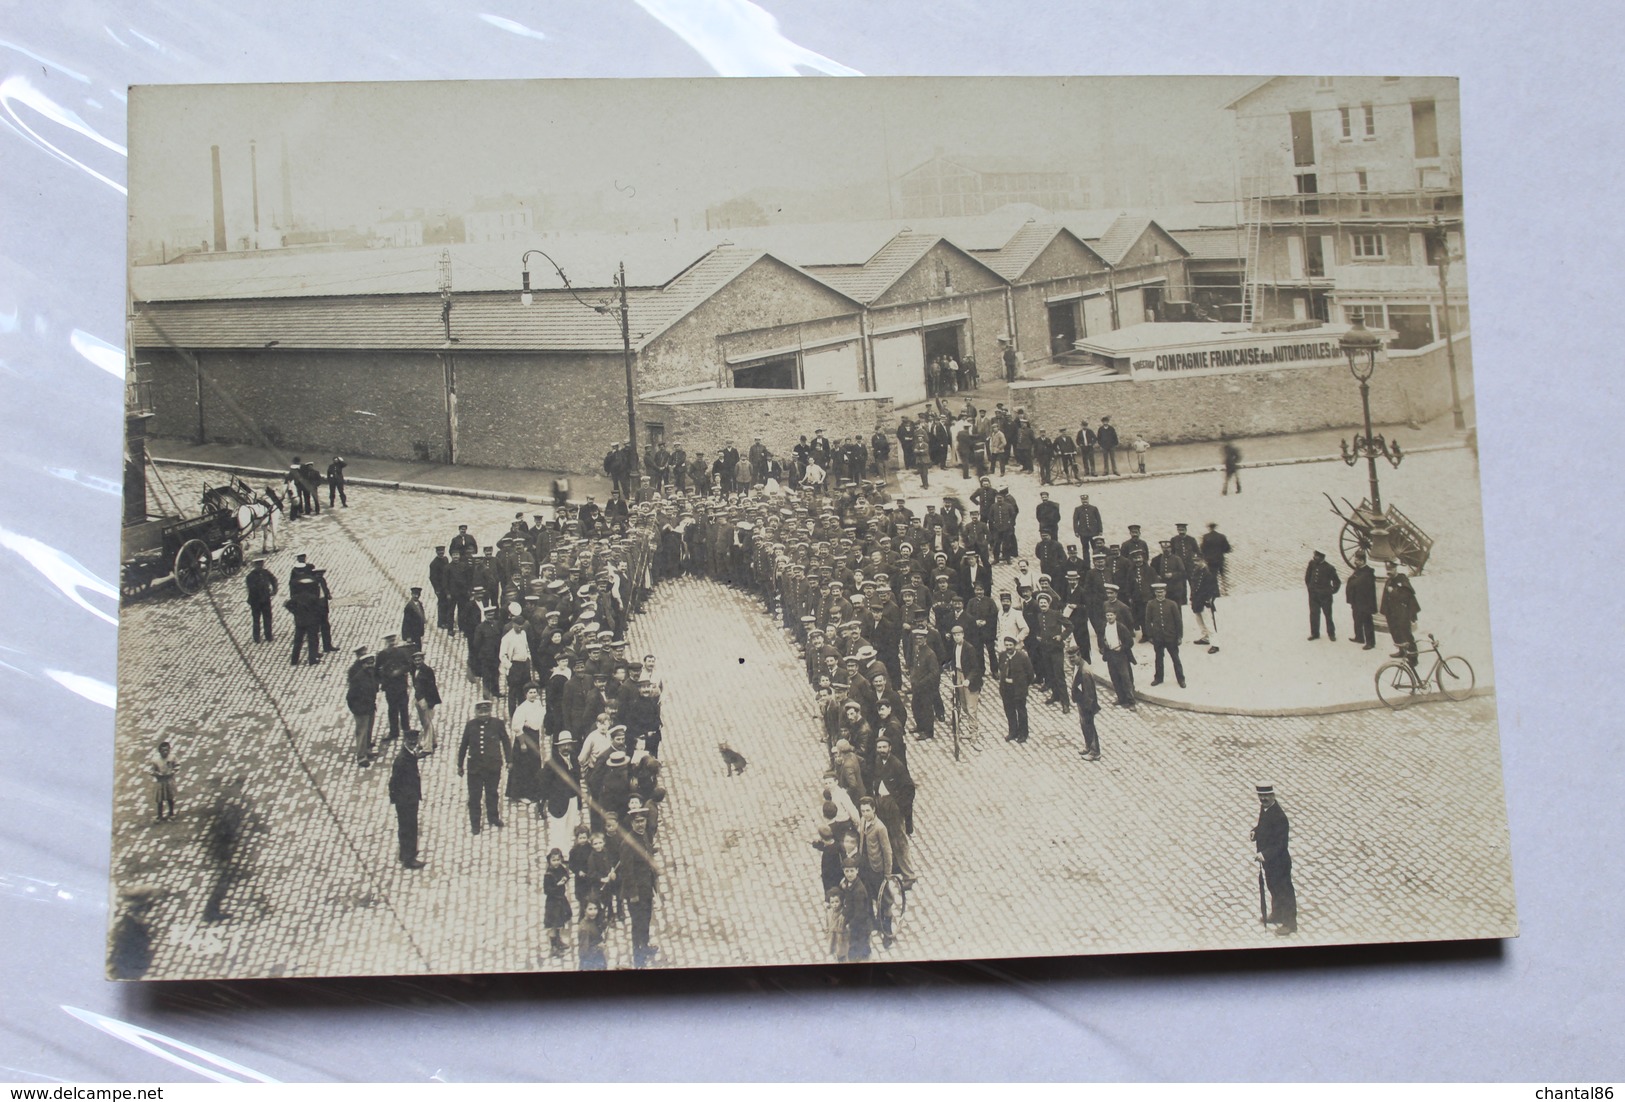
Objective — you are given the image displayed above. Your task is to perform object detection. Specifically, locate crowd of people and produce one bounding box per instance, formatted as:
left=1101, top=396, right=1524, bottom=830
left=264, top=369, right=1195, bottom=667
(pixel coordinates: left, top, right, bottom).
left=200, top=386, right=1432, bottom=968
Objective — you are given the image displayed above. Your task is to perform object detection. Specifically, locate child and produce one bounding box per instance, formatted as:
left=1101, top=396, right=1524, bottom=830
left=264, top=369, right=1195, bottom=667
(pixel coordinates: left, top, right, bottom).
left=585, top=831, right=617, bottom=919
left=542, top=849, right=572, bottom=959
left=148, top=740, right=177, bottom=821
left=576, top=899, right=607, bottom=971
left=568, top=825, right=594, bottom=918
left=1132, top=432, right=1151, bottom=474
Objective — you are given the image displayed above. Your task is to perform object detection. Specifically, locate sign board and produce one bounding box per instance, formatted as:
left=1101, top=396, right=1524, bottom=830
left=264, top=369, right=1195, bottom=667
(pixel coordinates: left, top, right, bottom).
left=1131, top=335, right=1346, bottom=377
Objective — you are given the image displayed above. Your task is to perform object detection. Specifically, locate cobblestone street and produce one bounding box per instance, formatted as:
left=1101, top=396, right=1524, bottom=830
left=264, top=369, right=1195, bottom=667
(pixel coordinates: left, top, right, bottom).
left=111, top=454, right=1516, bottom=978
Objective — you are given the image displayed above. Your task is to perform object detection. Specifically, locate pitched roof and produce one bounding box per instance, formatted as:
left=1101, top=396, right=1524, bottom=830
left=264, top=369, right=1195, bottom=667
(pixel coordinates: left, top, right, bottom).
left=970, top=222, right=1105, bottom=281
left=131, top=247, right=856, bottom=354
left=1169, top=226, right=1246, bottom=261
left=803, top=233, right=1010, bottom=305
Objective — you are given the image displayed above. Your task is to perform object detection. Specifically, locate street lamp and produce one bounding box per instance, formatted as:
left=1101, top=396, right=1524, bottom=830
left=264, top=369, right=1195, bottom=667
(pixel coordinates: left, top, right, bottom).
left=1339, top=316, right=1403, bottom=515
left=520, top=248, right=640, bottom=478
left=1425, top=215, right=1467, bottom=432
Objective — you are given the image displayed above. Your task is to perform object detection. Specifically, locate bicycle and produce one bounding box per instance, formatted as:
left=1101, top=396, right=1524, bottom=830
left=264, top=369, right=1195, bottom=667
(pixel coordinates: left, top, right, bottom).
left=1374, top=633, right=1475, bottom=709
left=948, top=674, right=983, bottom=761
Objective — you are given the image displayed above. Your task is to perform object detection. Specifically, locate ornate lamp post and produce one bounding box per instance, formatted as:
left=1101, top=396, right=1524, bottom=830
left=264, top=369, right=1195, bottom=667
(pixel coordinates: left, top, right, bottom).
left=521, top=249, right=640, bottom=476
left=1339, top=317, right=1404, bottom=514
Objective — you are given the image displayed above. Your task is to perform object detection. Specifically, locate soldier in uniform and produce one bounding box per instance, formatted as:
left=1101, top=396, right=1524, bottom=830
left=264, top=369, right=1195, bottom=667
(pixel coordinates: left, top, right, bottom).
left=457, top=699, right=510, bottom=834
left=1346, top=550, right=1379, bottom=650
left=1072, top=493, right=1103, bottom=549
left=1251, top=784, right=1297, bottom=934
left=376, top=632, right=416, bottom=744
left=1144, top=581, right=1186, bottom=689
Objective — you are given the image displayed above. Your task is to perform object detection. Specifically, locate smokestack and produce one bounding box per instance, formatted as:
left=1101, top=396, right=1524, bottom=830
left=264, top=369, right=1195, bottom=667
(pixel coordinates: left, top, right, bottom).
left=210, top=145, right=226, bottom=252
left=250, top=139, right=260, bottom=247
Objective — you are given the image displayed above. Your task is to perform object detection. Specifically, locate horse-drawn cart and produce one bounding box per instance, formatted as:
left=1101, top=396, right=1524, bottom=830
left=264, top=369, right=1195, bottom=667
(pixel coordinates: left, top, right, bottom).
left=1324, top=493, right=1433, bottom=575
left=120, top=509, right=244, bottom=598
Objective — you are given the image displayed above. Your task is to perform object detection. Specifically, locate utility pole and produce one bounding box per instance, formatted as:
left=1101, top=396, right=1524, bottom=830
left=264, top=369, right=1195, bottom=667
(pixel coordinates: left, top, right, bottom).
left=1429, top=217, right=1466, bottom=432
left=618, top=262, right=639, bottom=474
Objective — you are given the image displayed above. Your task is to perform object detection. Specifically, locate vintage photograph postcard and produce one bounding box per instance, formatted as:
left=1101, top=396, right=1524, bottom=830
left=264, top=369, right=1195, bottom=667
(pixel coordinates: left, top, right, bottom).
left=111, top=76, right=1513, bottom=979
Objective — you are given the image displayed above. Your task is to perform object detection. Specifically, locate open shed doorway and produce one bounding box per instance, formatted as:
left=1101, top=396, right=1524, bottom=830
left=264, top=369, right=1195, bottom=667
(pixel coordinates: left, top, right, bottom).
left=732, top=356, right=798, bottom=389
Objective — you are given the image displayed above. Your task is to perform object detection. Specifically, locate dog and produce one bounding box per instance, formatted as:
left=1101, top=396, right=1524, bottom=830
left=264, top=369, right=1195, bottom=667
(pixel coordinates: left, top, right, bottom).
left=718, top=742, right=748, bottom=776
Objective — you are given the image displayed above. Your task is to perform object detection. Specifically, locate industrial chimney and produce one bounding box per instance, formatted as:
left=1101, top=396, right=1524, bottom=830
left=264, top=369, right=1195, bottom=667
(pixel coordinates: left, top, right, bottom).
left=211, top=145, right=226, bottom=252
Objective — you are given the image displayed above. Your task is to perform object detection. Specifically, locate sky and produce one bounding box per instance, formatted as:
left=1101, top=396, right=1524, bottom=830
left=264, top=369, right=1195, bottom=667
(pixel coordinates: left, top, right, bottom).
left=127, top=75, right=1260, bottom=243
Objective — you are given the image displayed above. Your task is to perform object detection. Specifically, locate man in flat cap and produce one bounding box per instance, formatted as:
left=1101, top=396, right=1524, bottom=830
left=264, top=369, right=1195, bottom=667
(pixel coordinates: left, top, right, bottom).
left=1251, top=785, right=1297, bottom=934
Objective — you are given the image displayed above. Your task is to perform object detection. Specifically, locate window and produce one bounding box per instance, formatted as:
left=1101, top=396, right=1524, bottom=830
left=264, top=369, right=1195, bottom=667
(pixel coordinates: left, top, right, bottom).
left=1315, top=76, right=1335, bottom=90
left=1412, top=99, right=1439, bottom=158
left=1290, top=110, right=1316, bottom=166
left=1362, top=103, right=1376, bottom=139
left=1294, top=172, right=1319, bottom=215
left=1352, top=232, right=1386, bottom=259
left=1357, top=169, right=1372, bottom=213
left=1346, top=303, right=1385, bottom=328
left=1339, top=106, right=1353, bottom=140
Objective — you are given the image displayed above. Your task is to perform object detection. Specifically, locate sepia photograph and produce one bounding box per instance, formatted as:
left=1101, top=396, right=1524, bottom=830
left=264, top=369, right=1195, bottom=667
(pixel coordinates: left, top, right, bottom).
left=111, top=74, right=1514, bottom=980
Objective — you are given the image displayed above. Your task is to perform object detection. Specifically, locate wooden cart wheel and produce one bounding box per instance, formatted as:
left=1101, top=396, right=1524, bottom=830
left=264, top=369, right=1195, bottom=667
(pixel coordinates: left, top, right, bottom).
left=121, top=564, right=149, bottom=599
left=173, top=538, right=211, bottom=595
left=219, top=537, right=244, bottom=576
left=1338, top=520, right=1368, bottom=569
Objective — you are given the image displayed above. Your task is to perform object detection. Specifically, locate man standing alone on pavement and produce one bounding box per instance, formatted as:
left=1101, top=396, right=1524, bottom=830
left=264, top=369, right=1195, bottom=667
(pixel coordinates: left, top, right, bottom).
left=997, top=634, right=1035, bottom=743
left=412, top=650, right=441, bottom=755
left=245, top=557, right=277, bottom=643
left=388, top=732, right=425, bottom=869
left=1304, top=550, right=1341, bottom=641
left=1070, top=648, right=1102, bottom=760
left=1096, top=416, right=1119, bottom=476
left=326, top=456, right=348, bottom=508
left=1252, top=784, right=1297, bottom=935
left=458, top=699, right=509, bottom=834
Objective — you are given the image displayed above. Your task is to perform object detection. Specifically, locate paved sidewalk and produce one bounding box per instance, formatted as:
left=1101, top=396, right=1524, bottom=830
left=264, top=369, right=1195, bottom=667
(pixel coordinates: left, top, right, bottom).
left=147, top=405, right=1469, bottom=506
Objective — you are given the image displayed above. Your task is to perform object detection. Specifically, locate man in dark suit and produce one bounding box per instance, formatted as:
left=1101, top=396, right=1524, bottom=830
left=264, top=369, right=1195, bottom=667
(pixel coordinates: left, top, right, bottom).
left=944, top=624, right=984, bottom=738
left=428, top=546, right=454, bottom=633
left=996, top=634, right=1035, bottom=743
left=1304, top=550, right=1342, bottom=641
left=1345, top=551, right=1379, bottom=648
left=1380, top=564, right=1422, bottom=666
left=1252, top=785, right=1297, bottom=934
left=1076, top=420, right=1098, bottom=478
left=1096, top=416, right=1120, bottom=475
left=908, top=626, right=942, bottom=741
left=1070, top=651, right=1103, bottom=760
left=449, top=524, right=478, bottom=560
left=388, top=732, right=425, bottom=869
left=401, top=586, right=427, bottom=648
left=1144, top=581, right=1186, bottom=689
left=376, top=632, right=415, bottom=743
left=244, top=557, right=278, bottom=643
left=457, top=699, right=509, bottom=834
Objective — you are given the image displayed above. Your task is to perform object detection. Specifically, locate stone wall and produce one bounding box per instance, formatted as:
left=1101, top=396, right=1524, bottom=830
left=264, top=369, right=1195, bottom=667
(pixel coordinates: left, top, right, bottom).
left=638, top=387, right=895, bottom=462
left=451, top=352, right=628, bottom=471
left=139, top=346, right=448, bottom=461
left=1012, top=332, right=1471, bottom=442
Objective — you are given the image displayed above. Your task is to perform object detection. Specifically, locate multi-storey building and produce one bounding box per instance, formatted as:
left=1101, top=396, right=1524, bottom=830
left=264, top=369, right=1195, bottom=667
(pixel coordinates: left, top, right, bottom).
left=1228, top=76, right=1465, bottom=348
left=897, top=154, right=1098, bottom=219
